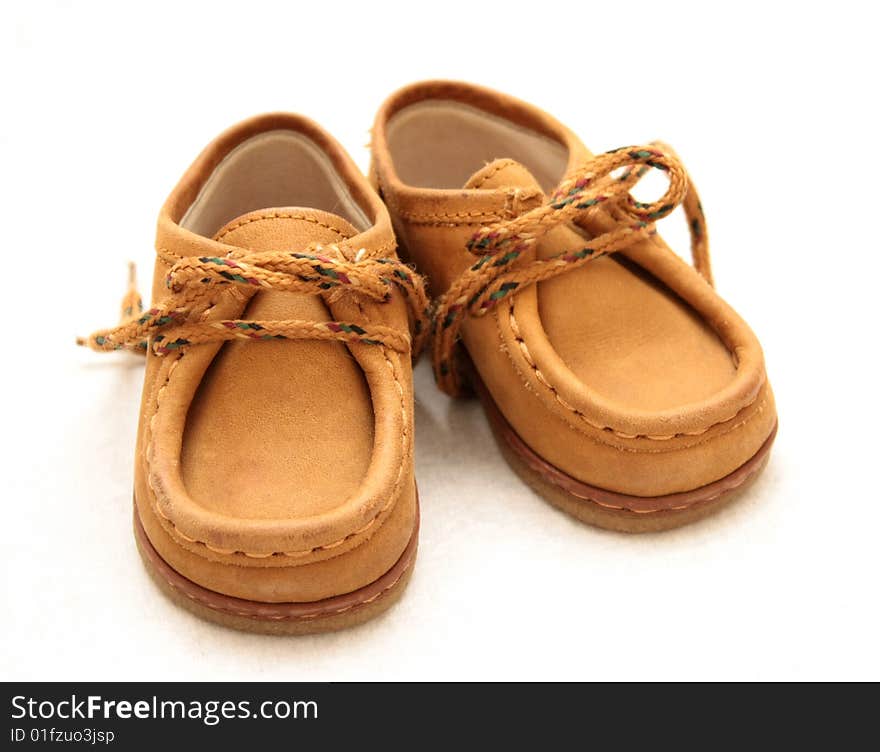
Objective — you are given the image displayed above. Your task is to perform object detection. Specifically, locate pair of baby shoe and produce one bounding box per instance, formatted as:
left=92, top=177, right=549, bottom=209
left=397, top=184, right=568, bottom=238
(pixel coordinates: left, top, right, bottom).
left=83, top=81, right=777, bottom=634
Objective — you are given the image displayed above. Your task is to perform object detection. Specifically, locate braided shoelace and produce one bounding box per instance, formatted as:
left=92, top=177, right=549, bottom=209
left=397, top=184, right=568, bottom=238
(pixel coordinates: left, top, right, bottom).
left=78, top=245, right=431, bottom=359
left=431, top=142, right=712, bottom=396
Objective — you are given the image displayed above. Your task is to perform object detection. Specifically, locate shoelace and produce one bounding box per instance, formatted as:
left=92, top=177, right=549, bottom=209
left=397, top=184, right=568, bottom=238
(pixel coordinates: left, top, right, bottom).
left=78, top=244, right=431, bottom=359
left=431, top=142, right=712, bottom=396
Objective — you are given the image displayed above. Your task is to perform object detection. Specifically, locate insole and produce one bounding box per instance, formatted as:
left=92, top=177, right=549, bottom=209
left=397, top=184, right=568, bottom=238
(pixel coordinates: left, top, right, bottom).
left=386, top=101, right=568, bottom=192
left=181, top=130, right=370, bottom=237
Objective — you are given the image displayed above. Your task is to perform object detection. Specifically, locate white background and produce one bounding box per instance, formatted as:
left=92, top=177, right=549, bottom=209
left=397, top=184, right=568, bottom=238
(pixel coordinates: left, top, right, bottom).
left=3, top=0, right=878, bottom=681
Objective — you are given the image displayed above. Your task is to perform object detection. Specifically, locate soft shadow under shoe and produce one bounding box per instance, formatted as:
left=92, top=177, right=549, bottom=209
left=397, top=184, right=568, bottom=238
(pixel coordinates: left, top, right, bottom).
left=82, top=114, right=428, bottom=632
left=370, top=81, right=777, bottom=532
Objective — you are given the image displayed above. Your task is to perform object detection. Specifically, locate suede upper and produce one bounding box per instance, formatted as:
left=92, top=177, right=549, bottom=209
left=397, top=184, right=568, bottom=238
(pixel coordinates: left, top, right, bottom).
left=133, top=114, right=418, bottom=602
left=370, top=81, right=776, bottom=498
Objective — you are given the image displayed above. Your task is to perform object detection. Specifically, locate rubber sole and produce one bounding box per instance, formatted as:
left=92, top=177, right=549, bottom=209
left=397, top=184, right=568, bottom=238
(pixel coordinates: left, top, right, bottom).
left=474, top=372, right=777, bottom=533
left=134, top=505, right=418, bottom=635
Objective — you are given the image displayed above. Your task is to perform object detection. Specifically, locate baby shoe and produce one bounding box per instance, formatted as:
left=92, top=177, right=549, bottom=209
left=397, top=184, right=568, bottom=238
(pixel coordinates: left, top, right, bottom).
left=370, top=81, right=776, bottom=532
left=82, top=114, right=428, bottom=632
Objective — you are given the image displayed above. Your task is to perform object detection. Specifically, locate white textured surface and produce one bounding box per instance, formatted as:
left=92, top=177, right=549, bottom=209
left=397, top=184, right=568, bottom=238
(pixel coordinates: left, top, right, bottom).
left=2, top=0, right=878, bottom=680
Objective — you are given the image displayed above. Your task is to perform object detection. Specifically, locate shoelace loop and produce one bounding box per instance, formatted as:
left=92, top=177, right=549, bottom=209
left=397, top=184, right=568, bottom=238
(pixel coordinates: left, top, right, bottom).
left=432, top=142, right=711, bottom=395
left=79, top=243, right=430, bottom=359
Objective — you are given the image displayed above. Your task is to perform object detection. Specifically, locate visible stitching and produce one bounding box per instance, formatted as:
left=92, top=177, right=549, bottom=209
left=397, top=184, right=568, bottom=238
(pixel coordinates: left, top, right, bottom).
left=157, top=248, right=182, bottom=266
left=146, top=229, right=412, bottom=558
left=469, top=159, right=519, bottom=189
left=147, top=300, right=410, bottom=559
left=162, top=556, right=410, bottom=622
left=395, top=209, right=506, bottom=223
left=505, top=300, right=763, bottom=443
left=536, top=443, right=769, bottom=514
left=146, top=297, right=221, bottom=547
left=394, top=194, right=540, bottom=226
left=365, top=240, right=398, bottom=258
left=373, top=169, right=509, bottom=226
left=158, top=237, right=396, bottom=265
left=428, top=142, right=710, bottom=397
left=402, top=219, right=503, bottom=227
left=214, top=212, right=348, bottom=241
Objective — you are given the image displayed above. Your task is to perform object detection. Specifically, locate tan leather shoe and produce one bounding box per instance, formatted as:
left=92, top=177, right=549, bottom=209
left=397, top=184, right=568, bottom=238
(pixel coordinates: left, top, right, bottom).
left=370, top=81, right=777, bottom=532
left=81, top=115, right=428, bottom=633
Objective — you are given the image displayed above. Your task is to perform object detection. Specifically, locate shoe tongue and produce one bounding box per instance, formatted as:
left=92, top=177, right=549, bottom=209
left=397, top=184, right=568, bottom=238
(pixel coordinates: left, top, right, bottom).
left=466, top=159, right=589, bottom=263
left=212, top=207, right=359, bottom=258
left=464, top=158, right=544, bottom=193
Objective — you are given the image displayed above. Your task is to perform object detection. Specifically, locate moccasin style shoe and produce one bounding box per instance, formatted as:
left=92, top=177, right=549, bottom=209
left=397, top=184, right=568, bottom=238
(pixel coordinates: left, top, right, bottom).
left=370, top=81, right=777, bottom=532
left=82, top=115, right=428, bottom=633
